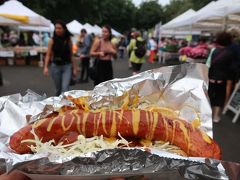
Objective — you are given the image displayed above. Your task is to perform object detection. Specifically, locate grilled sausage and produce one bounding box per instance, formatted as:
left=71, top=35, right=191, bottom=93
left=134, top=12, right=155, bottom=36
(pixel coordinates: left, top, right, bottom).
left=9, top=109, right=221, bottom=159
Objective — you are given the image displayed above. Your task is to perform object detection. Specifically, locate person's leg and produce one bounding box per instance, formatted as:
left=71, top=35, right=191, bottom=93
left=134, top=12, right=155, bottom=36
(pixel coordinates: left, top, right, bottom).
left=120, top=49, right=124, bottom=59
left=105, top=61, right=113, bottom=81
left=131, top=62, right=141, bottom=75
left=149, top=50, right=154, bottom=63
left=212, top=106, right=222, bottom=123
left=94, top=60, right=102, bottom=86
left=225, top=80, right=233, bottom=106
left=128, top=51, right=132, bottom=69
left=162, top=52, right=166, bottom=64
left=99, top=61, right=113, bottom=83
left=50, top=63, right=62, bottom=96
left=137, top=63, right=142, bottom=72
left=85, top=57, right=90, bottom=81
left=131, top=62, right=137, bottom=75
left=211, top=82, right=226, bottom=123
left=61, top=64, right=72, bottom=93
left=80, top=59, right=85, bottom=81
left=158, top=51, right=162, bottom=63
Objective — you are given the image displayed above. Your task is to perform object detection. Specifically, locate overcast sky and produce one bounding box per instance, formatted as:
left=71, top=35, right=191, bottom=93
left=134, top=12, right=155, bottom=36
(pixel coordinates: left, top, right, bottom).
left=132, top=0, right=170, bottom=6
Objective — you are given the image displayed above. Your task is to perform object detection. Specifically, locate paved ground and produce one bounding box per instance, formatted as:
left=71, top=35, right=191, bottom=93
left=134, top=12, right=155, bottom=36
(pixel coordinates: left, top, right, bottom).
left=0, top=57, right=240, bottom=163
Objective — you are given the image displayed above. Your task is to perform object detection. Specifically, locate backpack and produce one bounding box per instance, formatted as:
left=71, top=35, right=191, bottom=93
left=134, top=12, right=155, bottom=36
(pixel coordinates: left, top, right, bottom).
left=134, top=39, right=146, bottom=58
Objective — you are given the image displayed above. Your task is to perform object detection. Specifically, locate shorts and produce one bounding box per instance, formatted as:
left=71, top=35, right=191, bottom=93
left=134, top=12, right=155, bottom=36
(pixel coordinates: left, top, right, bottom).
left=131, top=62, right=142, bottom=72
left=208, top=81, right=226, bottom=107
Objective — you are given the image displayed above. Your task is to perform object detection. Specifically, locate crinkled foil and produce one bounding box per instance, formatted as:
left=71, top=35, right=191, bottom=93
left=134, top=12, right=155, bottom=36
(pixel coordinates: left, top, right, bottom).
left=0, top=63, right=232, bottom=179
left=9, top=149, right=228, bottom=180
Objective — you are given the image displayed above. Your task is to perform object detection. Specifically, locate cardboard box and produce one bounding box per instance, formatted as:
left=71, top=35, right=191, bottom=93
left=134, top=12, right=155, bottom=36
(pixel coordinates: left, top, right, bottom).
left=30, top=59, right=39, bottom=66
left=0, top=58, right=7, bottom=66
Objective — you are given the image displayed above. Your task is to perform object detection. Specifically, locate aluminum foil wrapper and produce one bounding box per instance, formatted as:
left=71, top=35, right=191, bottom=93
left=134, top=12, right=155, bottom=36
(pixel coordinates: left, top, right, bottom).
left=9, top=149, right=228, bottom=180
left=0, top=63, right=231, bottom=179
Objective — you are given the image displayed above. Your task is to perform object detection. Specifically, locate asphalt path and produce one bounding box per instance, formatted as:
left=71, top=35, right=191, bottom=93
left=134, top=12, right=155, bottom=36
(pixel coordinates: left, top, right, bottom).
left=0, top=57, right=240, bottom=163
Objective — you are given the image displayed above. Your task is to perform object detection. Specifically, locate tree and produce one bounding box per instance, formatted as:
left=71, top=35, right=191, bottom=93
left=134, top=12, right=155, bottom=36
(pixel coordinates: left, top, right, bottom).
left=164, top=0, right=193, bottom=23
left=190, top=0, right=215, bottom=10
left=19, top=0, right=137, bottom=32
left=91, top=0, right=137, bottom=32
left=136, top=0, right=164, bottom=30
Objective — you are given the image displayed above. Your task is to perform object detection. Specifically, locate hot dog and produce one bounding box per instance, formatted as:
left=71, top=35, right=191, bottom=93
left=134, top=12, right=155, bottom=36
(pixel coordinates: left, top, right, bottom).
left=9, top=109, right=221, bottom=159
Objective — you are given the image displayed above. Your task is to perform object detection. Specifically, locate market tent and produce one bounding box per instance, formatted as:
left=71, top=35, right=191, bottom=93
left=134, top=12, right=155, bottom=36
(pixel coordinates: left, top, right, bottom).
left=82, top=23, right=96, bottom=34
left=111, top=28, right=122, bottom=37
left=168, top=0, right=240, bottom=30
left=161, top=29, right=201, bottom=37
left=67, top=20, right=83, bottom=35
left=18, top=23, right=54, bottom=33
left=161, top=9, right=196, bottom=30
left=0, top=0, right=51, bottom=26
left=0, top=16, right=21, bottom=25
left=93, top=24, right=102, bottom=35
left=194, top=0, right=240, bottom=25
left=160, top=8, right=221, bottom=35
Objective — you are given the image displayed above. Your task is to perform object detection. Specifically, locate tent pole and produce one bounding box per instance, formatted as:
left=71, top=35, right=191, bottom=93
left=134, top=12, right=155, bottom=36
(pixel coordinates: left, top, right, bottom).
left=190, top=24, right=193, bottom=44
left=38, top=29, right=44, bottom=67
left=222, top=16, right=228, bottom=31
left=158, top=22, right=162, bottom=41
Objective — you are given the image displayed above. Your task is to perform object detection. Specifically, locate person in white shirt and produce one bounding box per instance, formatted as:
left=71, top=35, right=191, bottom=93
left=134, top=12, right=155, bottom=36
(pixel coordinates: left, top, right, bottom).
left=148, top=37, right=157, bottom=63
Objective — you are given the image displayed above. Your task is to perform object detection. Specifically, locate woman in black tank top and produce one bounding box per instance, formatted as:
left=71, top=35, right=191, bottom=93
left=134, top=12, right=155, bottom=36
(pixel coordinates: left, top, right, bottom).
left=43, top=20, right=77, bottom=96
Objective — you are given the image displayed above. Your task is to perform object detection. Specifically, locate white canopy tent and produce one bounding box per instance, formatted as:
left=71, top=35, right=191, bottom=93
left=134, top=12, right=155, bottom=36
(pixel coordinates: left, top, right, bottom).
left=160, top=9, right=201, bottom=36
left=161, top=6, right=222, bottom=33
left=93, top=24, right=102, bottom=35
left=194, top=0, right=240, bottom=25
left=161, top=9, right=196, bottom=30
left=161, top=29, right=202, bottom=37
left=0, top=0, right=51, bottom=27
left=167, top=0, right=240, bottom=31
left=0, top=0, right=52, bottom=66
left=67, top=20, right=83, bottom=35
left=0, top=16, right=22, bottom=25
left=111, top=28, right=122, bottom=37
left=82, top=23, right=95, bottom=34
left=18, top=23, right=54, bottom=33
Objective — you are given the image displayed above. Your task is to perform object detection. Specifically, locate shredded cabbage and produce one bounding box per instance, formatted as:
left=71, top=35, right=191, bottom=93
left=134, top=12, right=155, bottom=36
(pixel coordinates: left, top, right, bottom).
left=21, top=130, right=185, bottom=157
left=22, top=130, right=129, bottom=157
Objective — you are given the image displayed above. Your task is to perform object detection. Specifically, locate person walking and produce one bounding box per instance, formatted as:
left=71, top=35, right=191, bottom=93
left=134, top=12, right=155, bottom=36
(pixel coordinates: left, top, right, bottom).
left=127, top=31, right=146, bottom=75
left=158, top=37, right=167, bottom=64
left=118, top=36, right=126, bottom=59
left=78, top=29, right=94, bottom=83
left=148, top=36, right=157, bottom=63
left=90, top=25, right=117, bottom=86
left=206, top=32, right=235, bottom=123
left=43, top=20, right=77, bottom=96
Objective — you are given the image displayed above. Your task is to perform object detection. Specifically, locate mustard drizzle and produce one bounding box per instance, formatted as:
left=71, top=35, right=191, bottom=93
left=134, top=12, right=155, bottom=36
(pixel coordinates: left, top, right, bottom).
left=47, top=116, right=60, bottom=132
left=81, top=112, right=89, bottom=135
left=101, top=111, right=108, bottom=135
left=132, top=109, right=140, bottom=135
left=162, top=115, right=168, bottom=142
left=74, top=110, right=82, bottom=134
left=61, top=111, right=74, bottom=131
left=110, top=111, right=117, bottom=137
